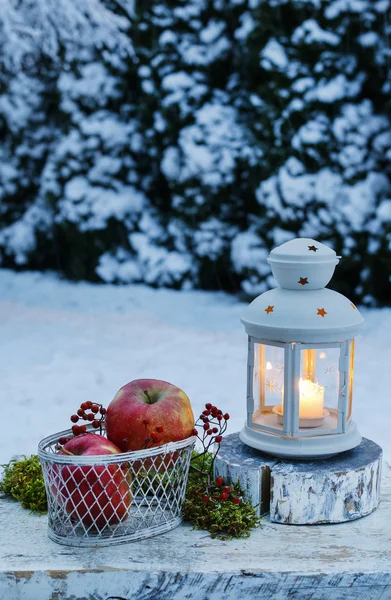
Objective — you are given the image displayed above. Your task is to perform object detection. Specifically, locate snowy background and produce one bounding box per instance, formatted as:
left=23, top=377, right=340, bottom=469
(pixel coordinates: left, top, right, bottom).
left=0, top=1, right=390, bottom=466
left=0, top=269, right=390, bottom=466
left=0, top=0, right=390, bottom=304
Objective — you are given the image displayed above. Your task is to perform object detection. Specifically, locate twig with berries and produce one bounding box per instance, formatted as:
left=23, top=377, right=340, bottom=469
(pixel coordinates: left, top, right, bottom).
left=142, top=420, right=164, bottom=449
left=118, top=420, right=165, bottom=452
left=190, top=403, right=230, bottom=492
left=184, top=403, right=262, bottom=538
left=58, top=401, right=107, bottom=446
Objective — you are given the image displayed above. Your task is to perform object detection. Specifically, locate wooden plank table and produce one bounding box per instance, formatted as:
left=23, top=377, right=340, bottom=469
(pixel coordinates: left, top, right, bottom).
left=1, top=462, right=390, bottom=600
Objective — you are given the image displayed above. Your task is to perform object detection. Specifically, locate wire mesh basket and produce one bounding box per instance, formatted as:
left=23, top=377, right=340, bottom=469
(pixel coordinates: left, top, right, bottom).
left=38, top=428, right=195, bottom=547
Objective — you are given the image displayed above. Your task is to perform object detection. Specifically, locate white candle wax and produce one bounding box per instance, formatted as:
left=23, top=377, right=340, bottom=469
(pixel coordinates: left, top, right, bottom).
left=299, top=378, right=324, bottom=419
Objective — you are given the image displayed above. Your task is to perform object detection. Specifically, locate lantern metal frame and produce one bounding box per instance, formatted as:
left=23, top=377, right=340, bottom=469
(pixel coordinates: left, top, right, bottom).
left=247, top=338, right=352, bottom=437
left=240, top=237, right=363, bottom=459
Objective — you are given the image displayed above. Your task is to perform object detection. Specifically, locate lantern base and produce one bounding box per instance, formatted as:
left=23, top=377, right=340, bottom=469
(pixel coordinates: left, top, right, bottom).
left=240, top=420, right=362, bottom=459
left=215, top=433, right=382, bottom=525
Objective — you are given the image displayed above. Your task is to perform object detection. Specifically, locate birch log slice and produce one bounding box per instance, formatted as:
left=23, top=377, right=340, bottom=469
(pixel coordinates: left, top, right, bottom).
left=214, top=432, right=277, bottom=516
left=270, top=438, right=382, bottom=524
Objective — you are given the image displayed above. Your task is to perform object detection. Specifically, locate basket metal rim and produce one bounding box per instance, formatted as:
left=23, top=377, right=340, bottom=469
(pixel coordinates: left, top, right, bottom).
left=38, top=426, right=196, bottom=465
left=47, top=517, right=183, bottom=547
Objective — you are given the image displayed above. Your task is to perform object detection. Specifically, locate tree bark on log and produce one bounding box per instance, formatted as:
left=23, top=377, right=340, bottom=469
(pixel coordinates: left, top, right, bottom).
left=215, top=434, right=382, bottom=524
left=270, top=438, right=382, bottom=524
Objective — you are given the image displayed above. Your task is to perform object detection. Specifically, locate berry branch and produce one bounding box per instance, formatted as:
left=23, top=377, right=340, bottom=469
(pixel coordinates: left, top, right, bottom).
left=58, top=401, right=107, bottom=445
left=190, top=403, right=231, bottom=501
left=142, top=420, right=164, bottom=449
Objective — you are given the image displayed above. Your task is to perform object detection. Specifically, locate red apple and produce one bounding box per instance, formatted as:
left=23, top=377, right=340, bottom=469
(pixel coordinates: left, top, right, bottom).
left=57, top=433, right=132, bottom=529
left=105, top=379, right=195, bottom=451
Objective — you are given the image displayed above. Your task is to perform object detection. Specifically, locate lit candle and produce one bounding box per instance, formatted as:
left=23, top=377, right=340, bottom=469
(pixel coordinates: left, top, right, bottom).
left=299, top=378, right=324, bottom=419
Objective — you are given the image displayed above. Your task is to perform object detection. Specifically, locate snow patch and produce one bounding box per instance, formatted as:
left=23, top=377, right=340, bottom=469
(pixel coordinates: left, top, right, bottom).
left=260, top=39, right=289, bottom=70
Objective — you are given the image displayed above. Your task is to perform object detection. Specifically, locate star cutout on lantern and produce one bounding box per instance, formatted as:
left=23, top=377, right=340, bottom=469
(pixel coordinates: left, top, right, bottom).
left=351, top=303, right=357, bottom=310
left=312, top=382, right=324, bottom=396
left=276, top=363, right=284, bottom=372
left=308, top=245, right=318, bottom=252
left=265, top=305, right=274, bottom=314
left=317, top=308, right=327, bottom=317
left=266, top=379, right=276, bottom=393
left=324, top=365, right=335, bottom=374
left=298, top=277, right=309, bottom=286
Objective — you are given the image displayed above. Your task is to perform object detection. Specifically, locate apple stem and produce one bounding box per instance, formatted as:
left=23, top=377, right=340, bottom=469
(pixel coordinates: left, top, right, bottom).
left=144, top=390, right=153, bottom=404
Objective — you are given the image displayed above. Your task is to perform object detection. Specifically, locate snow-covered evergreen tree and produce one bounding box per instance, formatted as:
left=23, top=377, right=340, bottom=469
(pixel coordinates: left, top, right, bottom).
left=0, top=0, right=390, bottom=304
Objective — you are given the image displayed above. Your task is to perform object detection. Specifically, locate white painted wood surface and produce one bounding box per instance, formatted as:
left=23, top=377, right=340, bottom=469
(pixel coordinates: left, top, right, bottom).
left=1, top=462, right=391, bottom=600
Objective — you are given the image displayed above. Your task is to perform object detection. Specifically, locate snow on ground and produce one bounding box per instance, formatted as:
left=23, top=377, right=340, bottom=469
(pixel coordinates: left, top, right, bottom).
left=0, top=269, right=390, bottom=467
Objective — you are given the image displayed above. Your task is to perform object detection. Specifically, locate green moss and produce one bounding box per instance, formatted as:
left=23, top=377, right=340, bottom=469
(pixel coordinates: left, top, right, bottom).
left=0, top=455, right=47, bottom=514
left=183, top=452, right=262, bottom=539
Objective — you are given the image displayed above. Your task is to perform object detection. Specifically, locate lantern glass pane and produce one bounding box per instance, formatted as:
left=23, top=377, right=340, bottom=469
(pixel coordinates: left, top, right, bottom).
left=347, top=340, right=354, bottom=422
left=296, top=347, right=340, bottom=434
left=252, top=343, right=285, bottom=432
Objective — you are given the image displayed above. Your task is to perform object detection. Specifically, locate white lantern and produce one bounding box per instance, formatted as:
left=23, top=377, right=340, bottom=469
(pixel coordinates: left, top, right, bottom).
left=240, top=238, right=363, bottom=459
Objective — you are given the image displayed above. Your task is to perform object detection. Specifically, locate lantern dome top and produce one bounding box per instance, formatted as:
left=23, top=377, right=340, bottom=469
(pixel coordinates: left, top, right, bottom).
left=269, top=237, right=338, bottom=263
left=268, top=238, right=340, bottom=290
left=241, top=237, right=363, bottom=343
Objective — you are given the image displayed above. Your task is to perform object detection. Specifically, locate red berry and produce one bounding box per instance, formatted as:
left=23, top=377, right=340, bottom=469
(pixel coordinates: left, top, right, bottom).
left=207, top=429, right=213, bottom=435
left=143, top=419, right=150, bottom=425
left=151, top=432, right=159, bottom=441
left=156, top=426, right=164, bottom=433
left=86, top=401, right=93, bottom=408
left=87, top=413, right=94, bottom=421
left=80, top=402, right=88, bottom=410
left=59, top=437, right=67, bottom=445
left=223, top=486, right=231, bottom=494
left=203, top=423, right=209, bottom=431
left=70, top=414, right=79, bottom=423
left=215, top=435, right=223, bottom=443
left=192, top=428, right=198, bottom=436
left=203, top=409, right=211, bottom=416
left=215, top=477, right=223, bottom=486
left=77, top=409, right=84, bottom=417
left=202, top=495, right=209, bottom=503
left=211, top=408, right=218, bottom=417
left=79, top=425, right=87, bottom=434
left=100, top=407, right=107, bottom=415
left=217, top=415, right=223, bottom=421
left=224, top=413, right=230, bottom=420
left=220, top=493, right=229, bottom=501
left=91, top=405, right=99, bottom=414
left=217, top=409, right=223, bottom=415
left=72, top=425, right=80, bottom=436
left=205, top=403, right=213, bottom=409
left=233, top=498, right=240, bottom=505
left=194, top=490, right=199, bottom=496
left=212, top=427, right=218, bottom=433
left=92, top=420, right=100, bottom=428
